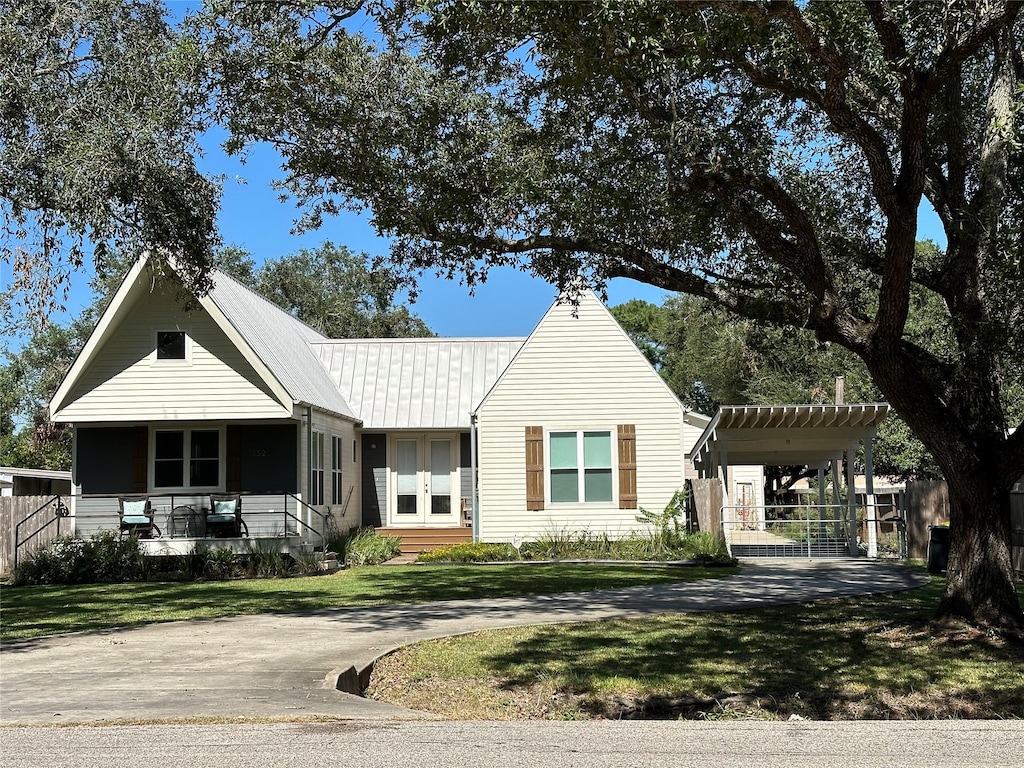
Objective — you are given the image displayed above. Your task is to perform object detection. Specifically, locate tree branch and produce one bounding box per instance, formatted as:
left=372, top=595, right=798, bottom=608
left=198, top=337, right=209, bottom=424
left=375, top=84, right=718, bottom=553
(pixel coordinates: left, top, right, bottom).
left=926, top=1, right=1024, bottom=96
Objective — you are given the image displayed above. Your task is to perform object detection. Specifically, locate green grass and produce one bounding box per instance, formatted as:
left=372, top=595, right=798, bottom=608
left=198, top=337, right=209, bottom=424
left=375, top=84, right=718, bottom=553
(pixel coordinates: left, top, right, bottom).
left=367, top=577, right=1024, bottom=721
left=0, top=563, right=734, bottom=641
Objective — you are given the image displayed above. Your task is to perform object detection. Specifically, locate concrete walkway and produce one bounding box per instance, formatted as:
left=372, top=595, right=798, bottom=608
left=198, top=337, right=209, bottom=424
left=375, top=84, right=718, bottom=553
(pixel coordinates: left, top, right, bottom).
left=0, top=561, right=927, bottom=725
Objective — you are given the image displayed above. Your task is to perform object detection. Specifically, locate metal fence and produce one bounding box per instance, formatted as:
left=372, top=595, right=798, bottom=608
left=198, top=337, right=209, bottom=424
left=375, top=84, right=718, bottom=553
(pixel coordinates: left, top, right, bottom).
left=720, top=503, right=905, bottom=559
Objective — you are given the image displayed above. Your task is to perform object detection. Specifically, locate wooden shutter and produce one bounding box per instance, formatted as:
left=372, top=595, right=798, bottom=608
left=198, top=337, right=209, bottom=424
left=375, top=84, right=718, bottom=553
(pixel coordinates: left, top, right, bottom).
left=617, top=424, right=637, bottom=509
left=131, top=426, right=148, bottom=493
left=525, top=426, right=545, bottom=510
left=226, top=425, right=242, bottom=492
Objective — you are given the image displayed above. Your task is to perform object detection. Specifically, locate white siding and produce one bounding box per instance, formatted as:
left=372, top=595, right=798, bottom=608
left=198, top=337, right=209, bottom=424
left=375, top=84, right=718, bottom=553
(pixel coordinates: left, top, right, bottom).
left=300, top=410, right=360, bottom=536
left=56, top=285, right=290, bottom=421
left=475, top=293, right=689, bottom=542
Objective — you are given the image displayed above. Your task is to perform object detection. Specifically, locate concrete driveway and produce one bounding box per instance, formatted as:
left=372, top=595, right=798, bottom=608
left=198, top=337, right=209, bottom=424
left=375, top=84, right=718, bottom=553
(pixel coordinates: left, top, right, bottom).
left=1, top=561, right=927, bottom=725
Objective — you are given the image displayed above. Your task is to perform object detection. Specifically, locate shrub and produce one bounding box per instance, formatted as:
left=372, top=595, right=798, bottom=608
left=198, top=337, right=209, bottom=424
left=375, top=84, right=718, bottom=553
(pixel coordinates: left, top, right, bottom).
left=343, top=527, right=402, bottom=566
left=682, top=530, right=736, bottom=564
left=293, top=548, right=329, bottom=574
left=10, top=532, right=148, bottom=586
left=241, top=539, right=295, bottom=577
left=417, top=542, right=514, bottom=563
left=635, top=489, right=688, bottom=552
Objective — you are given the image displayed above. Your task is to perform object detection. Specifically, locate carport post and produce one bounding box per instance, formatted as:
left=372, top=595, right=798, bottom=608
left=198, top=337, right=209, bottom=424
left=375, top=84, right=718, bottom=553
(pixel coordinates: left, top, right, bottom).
left=864, top=433, right=877, bottom=558
left=830, top=458, right=843, bottom=540
left=817, top=467, right=826, bottom=509
left=847, top=444, right=859, bottom=557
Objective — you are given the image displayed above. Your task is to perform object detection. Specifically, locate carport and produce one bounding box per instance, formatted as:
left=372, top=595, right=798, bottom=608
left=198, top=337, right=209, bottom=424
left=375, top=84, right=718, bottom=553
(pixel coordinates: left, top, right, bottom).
left=689, top=403, right=890, bottom=558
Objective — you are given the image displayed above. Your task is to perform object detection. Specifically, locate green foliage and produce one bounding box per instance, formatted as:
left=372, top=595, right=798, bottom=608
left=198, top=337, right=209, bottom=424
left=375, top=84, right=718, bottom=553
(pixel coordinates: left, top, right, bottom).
left=684, top=531, right=731, bottom=563
left=415, top=523, right=734, bottom=565
left=611, top=292, right=947, bottom=480
left=10, top=532, right=148, bottom=585
left=241, top=539, right=295, bottom=578
left=2, top=0, right=220, bottom=323
left=417, top=542, right=514, bottom=563
left=635, top=489, right=688, bottom=551
left=251, top=242, right=432, bottom=338
left=340, top=527, right=402, bottom=566
left=173, top=542, right=239, bottom=581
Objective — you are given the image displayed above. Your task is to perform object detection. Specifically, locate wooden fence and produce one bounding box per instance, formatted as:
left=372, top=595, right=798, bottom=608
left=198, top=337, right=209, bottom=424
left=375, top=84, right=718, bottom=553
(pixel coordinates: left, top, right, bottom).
left=0, top=496, right=72, bottom=576
left=904, top=480, right=950, bottom=559
left=905, top=479, right=1023, bottom=574
left=689, top=478, right=723, bottom=537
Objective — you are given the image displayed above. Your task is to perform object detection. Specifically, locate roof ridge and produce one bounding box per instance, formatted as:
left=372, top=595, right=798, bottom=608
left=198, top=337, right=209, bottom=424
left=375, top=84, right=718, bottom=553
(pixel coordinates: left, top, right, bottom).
left=210, top=268, right=331, bottom=342
left=311, top=336, right=529, bottom=344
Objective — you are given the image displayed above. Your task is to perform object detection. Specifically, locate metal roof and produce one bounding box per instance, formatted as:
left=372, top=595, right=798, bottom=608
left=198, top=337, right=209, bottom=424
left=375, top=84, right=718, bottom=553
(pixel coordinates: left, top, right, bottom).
left=690, top=403, right=891, bottom=469
left=207, top=272, right=359, bottom=420
left=310, top=338, right=525, bottom=429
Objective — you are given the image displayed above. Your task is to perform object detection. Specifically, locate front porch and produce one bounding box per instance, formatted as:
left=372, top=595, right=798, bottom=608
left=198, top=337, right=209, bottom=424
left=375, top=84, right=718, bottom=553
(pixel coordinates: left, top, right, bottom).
left=72, top=491, right=337, bottom=554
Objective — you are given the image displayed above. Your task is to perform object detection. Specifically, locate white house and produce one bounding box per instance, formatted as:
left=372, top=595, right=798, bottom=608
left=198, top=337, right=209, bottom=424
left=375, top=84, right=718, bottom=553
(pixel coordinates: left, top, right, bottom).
left=49, top=256, right=734, bottom=553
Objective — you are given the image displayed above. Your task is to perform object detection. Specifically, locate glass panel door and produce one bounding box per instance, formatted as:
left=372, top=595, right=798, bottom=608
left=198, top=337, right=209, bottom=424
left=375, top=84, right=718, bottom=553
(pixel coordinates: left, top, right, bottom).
left=389, top=434, right=460, bottom=526
left=429, top=439, right=452, bottom=516
left=396, top=439, right=419, bottom=517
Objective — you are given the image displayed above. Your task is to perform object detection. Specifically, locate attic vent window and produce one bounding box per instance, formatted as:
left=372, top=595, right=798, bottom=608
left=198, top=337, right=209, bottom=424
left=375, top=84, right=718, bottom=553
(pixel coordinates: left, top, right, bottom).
left=156, top=331, right=186, bottom=360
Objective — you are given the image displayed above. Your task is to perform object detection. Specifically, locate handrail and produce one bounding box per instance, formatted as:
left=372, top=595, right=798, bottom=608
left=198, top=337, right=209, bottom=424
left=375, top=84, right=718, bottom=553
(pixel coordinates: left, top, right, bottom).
left=285, top=493, right=328, bottom=549
left=14, top=495, right=70, bottom=569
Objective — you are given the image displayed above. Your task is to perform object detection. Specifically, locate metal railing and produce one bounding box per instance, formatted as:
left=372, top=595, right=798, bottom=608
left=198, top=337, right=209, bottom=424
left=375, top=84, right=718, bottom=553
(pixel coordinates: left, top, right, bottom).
left=720, top=503, right=906, bottom=559
left=81, top=491, right=334, bottom=551
left=13, top=495, right=70, bottom=570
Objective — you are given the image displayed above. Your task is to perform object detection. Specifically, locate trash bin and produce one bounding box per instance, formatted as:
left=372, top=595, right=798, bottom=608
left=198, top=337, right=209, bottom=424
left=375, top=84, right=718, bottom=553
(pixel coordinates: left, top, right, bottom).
left=927, top=525, right=950, bottom=574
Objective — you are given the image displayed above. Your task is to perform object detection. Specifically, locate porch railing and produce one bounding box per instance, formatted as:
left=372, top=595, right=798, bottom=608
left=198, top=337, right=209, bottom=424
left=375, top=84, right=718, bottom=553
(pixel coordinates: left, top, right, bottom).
left=80, top=492, right=335, bottom=550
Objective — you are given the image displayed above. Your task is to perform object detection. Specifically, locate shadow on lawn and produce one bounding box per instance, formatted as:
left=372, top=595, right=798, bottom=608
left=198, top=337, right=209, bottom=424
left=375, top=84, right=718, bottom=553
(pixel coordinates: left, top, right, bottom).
left=477, top=579, right=1024, bottom=720
left=0, top=563, right=719, bottom=643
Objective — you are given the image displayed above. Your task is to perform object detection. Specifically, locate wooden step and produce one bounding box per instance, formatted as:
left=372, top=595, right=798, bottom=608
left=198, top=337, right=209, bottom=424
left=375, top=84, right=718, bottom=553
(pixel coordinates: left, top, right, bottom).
left=376, top=526, right=473, bottom=554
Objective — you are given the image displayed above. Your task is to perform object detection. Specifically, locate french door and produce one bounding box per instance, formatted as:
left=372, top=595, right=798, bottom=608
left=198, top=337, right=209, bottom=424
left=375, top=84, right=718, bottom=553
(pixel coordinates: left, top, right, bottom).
left=390, top=434, right=459, bottom=526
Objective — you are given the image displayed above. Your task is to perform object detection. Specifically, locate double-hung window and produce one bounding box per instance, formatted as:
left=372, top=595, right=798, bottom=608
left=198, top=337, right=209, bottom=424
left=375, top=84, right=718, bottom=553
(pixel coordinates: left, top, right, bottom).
left=153, top=428, right=220, bottom=489
left=549, top=430, right=613, bottom=503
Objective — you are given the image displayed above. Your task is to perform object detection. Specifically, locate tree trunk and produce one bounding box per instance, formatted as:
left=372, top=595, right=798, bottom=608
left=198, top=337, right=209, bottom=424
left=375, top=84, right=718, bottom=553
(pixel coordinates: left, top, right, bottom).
left=860, top=356, right=1023, bottom=632
left=937, top=468, right=1023, bottom=631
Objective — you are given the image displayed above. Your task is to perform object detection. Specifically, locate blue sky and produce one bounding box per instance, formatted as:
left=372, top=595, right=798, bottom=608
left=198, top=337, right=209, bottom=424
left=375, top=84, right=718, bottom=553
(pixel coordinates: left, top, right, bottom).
left=188, top=133, right=669, bottom=338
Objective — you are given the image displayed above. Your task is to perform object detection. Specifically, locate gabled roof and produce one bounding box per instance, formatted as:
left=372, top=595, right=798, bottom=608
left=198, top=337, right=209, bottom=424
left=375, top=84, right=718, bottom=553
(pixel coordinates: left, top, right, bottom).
left=690, top=403, right=891, bottom=469
left=50, top=255, right=358, bottom=422
left=310, top=338, right=525, bottom=429
left=206, top=271, right=357, bottom=420
left=472, top=289, right=701, bottom=421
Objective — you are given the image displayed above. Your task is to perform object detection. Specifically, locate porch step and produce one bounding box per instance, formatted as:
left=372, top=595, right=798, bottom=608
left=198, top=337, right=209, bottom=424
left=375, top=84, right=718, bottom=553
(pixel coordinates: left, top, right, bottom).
left=376, top=526, right=473, bottom=554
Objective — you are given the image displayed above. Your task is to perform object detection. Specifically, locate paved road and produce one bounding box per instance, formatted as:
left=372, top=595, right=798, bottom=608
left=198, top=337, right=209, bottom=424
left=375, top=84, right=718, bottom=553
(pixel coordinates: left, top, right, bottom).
left=3, top=721, right=1022, bottom=768
left=1, top=561, right=926, bottom=725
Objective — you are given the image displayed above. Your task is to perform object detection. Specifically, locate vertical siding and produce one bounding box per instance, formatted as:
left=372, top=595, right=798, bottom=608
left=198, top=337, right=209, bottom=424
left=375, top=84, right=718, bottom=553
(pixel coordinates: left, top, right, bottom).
left=56, top=285, right=289, bottom=421
left=475, top=294, right=689, bottom=542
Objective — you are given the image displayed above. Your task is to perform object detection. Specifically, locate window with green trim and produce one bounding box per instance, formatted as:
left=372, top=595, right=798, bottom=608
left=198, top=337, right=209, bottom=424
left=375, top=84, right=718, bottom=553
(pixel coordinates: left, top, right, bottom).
left=548, top=430, right=613, bottom=503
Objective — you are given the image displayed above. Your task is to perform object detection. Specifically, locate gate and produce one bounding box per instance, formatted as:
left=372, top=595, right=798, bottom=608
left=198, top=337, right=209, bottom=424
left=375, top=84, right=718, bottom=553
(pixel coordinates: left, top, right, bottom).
left=720, top=502, right=904, bottom=559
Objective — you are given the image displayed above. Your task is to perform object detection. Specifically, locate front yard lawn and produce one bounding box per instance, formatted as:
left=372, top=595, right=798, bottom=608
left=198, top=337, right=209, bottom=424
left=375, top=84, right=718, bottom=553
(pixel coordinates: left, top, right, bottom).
left=0, top=563, right=733, bottom=641
left=367, top=577, right=1024, bottom=720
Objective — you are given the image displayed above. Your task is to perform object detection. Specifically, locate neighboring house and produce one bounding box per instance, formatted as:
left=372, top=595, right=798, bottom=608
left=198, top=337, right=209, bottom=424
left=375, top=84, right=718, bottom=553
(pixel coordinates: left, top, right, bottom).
left=0, top=467, right=72, bottom=497
left=49, top=256, right=716, bottom=553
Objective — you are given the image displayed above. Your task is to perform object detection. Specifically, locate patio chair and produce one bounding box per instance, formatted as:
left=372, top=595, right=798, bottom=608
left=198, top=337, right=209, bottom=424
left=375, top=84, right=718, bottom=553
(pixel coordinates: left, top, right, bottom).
left=119, top=496, right=160, bottom=539
left=205, top=493, right=248, bottom=538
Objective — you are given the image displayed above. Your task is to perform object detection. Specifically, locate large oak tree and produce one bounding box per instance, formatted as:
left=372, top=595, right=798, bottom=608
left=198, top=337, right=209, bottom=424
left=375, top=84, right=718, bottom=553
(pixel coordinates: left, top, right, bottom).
left=211, top=0, right=1024, bottom=629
